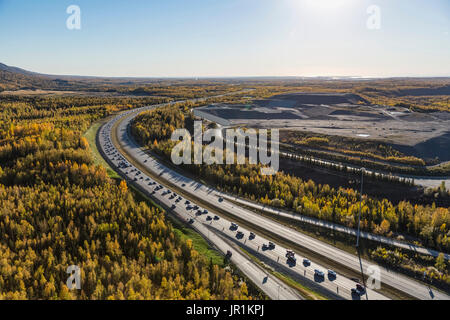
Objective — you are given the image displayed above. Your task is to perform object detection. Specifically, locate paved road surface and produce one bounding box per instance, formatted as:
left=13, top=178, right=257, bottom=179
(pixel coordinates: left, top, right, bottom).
left=109, top=105, right=449, bottom=300
left=98, top=112, right=302, bottom=300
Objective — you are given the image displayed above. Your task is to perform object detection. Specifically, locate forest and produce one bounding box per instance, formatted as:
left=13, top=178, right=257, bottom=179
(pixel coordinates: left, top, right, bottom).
left=0, top=97, right=255, bottom=300
left=131, top=105, right=450, bottom=262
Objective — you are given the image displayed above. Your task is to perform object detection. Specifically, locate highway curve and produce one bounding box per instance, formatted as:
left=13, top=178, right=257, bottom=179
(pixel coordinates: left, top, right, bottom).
left=98, top=107, right=302, bottom=301
left=99, top=99, right=449, bottom=300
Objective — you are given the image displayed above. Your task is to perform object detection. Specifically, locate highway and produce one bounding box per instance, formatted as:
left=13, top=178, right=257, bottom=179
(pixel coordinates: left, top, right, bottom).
left=99, top=106, right=393, bottom=300
left=98, top=111, right=302, bottom=301
left=220, top=194, right=450, bottom=261
left=109, top=105, right=449, bottom=300
left=98, top=99, right=449, bottom=300
left=219, top=136, right=449, bottom=260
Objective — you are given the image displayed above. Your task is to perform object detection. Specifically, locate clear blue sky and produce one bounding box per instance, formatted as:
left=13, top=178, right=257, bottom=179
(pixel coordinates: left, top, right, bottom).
left=0, top=0, right=448, bottom=77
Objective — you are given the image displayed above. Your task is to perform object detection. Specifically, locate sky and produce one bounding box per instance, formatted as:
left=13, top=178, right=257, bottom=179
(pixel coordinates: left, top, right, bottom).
left=0, top=0, right=449, bottom=77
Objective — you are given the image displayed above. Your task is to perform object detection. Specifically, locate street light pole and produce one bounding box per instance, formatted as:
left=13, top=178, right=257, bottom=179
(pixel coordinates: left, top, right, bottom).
left=356, top=168, right=365, bottom=248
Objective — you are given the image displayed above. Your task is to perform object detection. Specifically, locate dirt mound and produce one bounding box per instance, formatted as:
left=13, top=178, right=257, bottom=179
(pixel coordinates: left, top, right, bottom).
left=392, top=132, right=450, bottom=162
left=254, top=93, right=368, bottom=107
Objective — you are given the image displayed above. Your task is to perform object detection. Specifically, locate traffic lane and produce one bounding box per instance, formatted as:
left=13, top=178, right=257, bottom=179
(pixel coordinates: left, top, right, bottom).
left=115, top=114, right=450, bottom=301
left=115, top=121, right=384, bottom=298
left=194, top=209, right=387, bottom=300
left=99, top=119, right=301, bottom=300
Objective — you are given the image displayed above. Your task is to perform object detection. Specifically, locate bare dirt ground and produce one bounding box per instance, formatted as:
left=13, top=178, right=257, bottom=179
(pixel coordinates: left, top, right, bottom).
left=196, top=93, right=450, bottom=162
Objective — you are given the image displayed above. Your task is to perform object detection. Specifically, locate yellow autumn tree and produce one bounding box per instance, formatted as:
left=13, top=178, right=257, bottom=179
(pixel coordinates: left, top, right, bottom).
left=119, top=180, right=128, bottom=194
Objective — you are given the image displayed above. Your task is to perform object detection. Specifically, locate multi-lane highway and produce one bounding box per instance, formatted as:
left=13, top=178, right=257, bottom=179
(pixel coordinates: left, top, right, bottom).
left=98, top=102, right=449, bottom=300
left=98, top=106, right=389, bottom=300
left=220, top=194, right=450, bottom=261
left=98, top=110, right=302, bottom=301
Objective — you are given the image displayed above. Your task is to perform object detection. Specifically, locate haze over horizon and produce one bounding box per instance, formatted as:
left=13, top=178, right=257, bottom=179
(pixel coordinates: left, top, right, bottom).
left=1, top=0, right=449, bottom=78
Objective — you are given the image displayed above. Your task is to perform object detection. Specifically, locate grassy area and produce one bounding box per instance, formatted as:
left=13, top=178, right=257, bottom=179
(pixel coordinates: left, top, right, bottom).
left=83, top=120, right=120, bottom=179
left=129, top=182, right=225, bottom=267
left=171, top=219, right=225, bottom=267
left=84, top=120, right=225, bottom=267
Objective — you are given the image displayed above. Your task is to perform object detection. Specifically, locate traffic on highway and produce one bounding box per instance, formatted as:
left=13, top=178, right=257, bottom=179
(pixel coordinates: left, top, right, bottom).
left=97, top=105, right=404, bottom=300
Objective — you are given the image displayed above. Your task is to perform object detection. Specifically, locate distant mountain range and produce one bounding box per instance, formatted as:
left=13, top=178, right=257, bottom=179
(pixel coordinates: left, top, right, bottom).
left=0, top=62, right=163, bottom=92
left=0, top=62, right=79, bottom=91
left=1, top=62, right=449, bottom=96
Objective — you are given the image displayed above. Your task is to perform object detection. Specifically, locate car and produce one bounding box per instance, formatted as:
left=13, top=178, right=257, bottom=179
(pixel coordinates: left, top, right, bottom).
left=203, top=209, right=208, bottom=214
left=328, top=270, right=337, bottom=278
left=213, top=215, right=220, bottom=220
left=314, top=269, right=325, bottom=278
left=218, top=197, right=223, bottom=202
left=185, top=200, right=190, bottom=205
left=268, top=242, right=275, bottom=249
left=356, top=284, right=366, bottom=293
left=188, top=218, right=194, bottom=224
left=351, top=288, right=360, bottom=296
left=193, top=205, right=199, bottom=210
left=286, top=250, right=295, bottom=258
left=249, top=232, right=255, bottom=240
left=206, top=215, right=212, bottom=221
left=226, top=250, right=232, bottom=258
left=236, top=231, right=244, bottom=238
left=303, top=259, right=311, bottom=266
left=230, top=223, right=238, bottom=229
left=287, top=255, right=297, bottom=263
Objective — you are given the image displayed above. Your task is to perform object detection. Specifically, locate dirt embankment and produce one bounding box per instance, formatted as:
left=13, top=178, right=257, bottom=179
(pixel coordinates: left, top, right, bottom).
left=279, top=157, right=450, bottom=206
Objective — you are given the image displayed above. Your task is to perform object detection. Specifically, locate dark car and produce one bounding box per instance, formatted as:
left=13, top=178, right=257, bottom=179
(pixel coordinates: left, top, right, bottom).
left=214, top=215, right=220, bottom=220
left=314, top=269, right=325, bottom=278
left=249, top=232, right=255, bottom=240
left=226, top=250, right=232, bottom=259
left=351, top=288, right=361, bottom=298
left=287, top=255, right=297, bottom=264
left=356, top=284, right=366, bottom=293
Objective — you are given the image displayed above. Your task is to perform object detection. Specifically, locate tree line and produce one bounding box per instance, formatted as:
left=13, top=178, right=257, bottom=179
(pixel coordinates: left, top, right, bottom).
left=0, top=97, right=254, bottom=300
